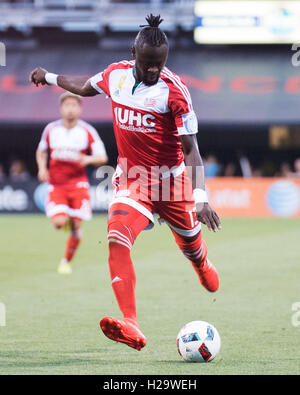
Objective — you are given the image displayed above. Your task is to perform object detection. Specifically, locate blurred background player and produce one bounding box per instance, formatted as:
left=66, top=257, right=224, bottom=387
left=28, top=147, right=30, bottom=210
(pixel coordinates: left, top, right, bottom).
left=36, top=92, right=108, bottom=274
left=30, top=14, right=221, bottom=350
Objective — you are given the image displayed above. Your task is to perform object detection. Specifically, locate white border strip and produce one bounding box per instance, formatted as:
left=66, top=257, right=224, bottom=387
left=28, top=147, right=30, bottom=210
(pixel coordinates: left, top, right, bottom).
left=167, top=221, right=202, bottom=237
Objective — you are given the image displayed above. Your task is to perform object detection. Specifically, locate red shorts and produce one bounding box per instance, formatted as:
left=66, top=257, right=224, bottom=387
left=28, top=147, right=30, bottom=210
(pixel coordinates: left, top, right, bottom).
left=46, top=183, right=92, bottom=221
left=110, top=165, right=201, bottom=237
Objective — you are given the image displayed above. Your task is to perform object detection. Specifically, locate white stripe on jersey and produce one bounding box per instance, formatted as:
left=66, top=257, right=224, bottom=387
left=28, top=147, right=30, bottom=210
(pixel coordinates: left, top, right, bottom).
left=38, top=120, right=61, bottom=151
left=89, top=72, right=104, bottom=94
left=161, top=68, right=193, bottom=112
left=162, top=69, right=192, bottom=112
left=162, top=68, right=192, bottom=106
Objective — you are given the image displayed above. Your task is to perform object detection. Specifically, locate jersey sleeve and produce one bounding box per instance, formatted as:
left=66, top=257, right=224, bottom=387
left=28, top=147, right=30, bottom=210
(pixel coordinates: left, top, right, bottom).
left=89, top=71, right=106, bottom=95
left=86, top=126, right=107, bottom=157
left=167, top=76, right=198, bottom=136
left=38, top=124, right=50, bottom=151
left=89, top=63, right=118, bottom=97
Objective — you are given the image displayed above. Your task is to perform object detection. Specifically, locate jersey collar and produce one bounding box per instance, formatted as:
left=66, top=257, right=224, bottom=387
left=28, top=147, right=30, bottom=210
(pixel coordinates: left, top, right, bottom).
left=131, top=66, right=140, bottom=95
left=131, top=65, right=165, bottom=94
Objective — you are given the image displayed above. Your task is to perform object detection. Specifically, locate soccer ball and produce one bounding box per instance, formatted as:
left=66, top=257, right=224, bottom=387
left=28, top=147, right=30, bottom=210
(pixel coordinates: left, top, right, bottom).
left=177, top=320, right=221, bottom=362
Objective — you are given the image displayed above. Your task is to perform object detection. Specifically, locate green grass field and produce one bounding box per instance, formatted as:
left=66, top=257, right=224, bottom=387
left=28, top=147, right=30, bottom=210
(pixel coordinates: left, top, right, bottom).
left=0, top=214, right=300, bottom=375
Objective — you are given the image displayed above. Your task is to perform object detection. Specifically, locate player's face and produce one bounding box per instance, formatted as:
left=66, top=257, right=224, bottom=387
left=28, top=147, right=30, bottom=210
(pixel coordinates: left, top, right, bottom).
left=60, top=98, right=82, bottom=122
left=132, top=43, right=168, bottom=86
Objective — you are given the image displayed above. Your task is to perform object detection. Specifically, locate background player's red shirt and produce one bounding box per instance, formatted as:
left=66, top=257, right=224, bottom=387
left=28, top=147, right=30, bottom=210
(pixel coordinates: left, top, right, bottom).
left=38, top=119, right=106, bottom=186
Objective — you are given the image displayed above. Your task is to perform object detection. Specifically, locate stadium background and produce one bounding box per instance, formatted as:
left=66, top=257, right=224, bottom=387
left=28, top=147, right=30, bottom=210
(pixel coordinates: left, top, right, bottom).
left=1, top=0, right=300, bottom=217
left=1, top=0, right=300, bottom=376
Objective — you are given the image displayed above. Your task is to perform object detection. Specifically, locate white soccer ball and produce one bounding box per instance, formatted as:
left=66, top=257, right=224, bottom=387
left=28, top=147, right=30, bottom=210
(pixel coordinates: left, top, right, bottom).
left=177, top=320, right=221, bottom=362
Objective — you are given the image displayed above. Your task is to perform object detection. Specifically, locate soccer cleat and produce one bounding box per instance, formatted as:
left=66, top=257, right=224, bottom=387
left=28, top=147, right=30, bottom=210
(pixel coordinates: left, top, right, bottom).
left=57, top=258, right=72, bottom=275
left=99, top=317, right=147, bottom=351
left=198, top=259, right=219, bottom=292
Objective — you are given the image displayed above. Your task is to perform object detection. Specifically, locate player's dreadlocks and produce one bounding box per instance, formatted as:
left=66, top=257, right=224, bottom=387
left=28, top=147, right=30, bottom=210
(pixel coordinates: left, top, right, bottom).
left=134, top=14, right=168, bottom=48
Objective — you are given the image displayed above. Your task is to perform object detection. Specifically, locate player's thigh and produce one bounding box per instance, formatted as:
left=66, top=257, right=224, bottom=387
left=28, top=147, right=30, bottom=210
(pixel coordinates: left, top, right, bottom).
left=68, top=187, right=92, bottom=221
left=156, top=168, right=201, bottom=237
left=157, top=200, right=201, bottom=238
left=107, top=202, right=151, bottom=241
left=46, top=185, right=69, bottom=226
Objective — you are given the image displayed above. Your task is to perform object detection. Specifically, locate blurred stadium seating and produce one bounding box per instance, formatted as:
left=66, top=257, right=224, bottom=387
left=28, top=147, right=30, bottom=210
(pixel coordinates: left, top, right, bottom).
left=0, top=0, right=194, bottom=34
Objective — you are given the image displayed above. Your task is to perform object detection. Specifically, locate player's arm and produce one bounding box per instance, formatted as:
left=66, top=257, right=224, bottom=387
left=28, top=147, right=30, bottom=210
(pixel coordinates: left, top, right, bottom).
left=29, top=67, right=98, bottom=97
left=78, top=153, right=108, bottom=167
left=36, top=148, right=49, bottom=183
left=78, top=127, right=109, bottom=167
left=180, top=134, right=221, bottom=232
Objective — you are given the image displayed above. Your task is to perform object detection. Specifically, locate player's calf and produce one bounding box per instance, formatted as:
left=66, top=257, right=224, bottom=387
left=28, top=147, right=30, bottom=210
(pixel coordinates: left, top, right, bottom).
left=54, top=217, right=82, bottom=273
left=104, top=203, right=151, bottom=336
left=172, top=230, right=219, bottom=292
left=64, top=224, right=82, bottom=263
left=107, top=221, right=137, bottom=322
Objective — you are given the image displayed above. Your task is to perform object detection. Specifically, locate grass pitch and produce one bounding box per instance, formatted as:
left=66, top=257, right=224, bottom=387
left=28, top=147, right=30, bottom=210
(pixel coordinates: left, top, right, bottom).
left=0, top=214, right=300, bottom=375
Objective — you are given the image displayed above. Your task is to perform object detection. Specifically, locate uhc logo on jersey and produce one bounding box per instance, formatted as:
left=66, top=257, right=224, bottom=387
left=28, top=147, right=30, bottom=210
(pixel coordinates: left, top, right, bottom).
left=114, top=107, right=156, bottom=133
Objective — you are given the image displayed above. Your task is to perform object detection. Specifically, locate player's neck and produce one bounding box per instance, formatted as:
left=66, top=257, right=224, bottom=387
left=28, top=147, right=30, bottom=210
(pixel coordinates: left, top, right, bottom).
left=132, top=66, right=141, bottom=83
left=63, top=119, right=78, bottom=130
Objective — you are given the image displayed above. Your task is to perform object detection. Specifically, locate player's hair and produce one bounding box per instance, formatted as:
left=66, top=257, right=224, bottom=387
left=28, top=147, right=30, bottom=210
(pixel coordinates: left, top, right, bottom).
left=134, top=14, right=168, bottom=48
left=59, top=91, right=82, bottom=105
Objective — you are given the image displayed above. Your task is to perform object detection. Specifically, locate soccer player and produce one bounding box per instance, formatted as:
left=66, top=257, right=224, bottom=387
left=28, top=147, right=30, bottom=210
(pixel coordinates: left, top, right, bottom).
left=36, top=92, right=108, bottom=274
left=30, top=14, right=221, bottom=350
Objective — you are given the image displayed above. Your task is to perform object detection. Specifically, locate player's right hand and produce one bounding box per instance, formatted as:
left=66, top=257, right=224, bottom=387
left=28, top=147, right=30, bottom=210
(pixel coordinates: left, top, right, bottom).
left=37, top=168, right=49, bottom=183
left=196, top=202, right=221, bottom=232
left=29, top=67, right=48, bottom=86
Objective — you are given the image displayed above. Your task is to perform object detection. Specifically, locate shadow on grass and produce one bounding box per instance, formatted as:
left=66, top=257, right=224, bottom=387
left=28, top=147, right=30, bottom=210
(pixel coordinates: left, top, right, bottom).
left=0, top=349, right=151, bottom=370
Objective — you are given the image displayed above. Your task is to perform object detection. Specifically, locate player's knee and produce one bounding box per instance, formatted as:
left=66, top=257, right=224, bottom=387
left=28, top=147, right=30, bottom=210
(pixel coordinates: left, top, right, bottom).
left=181, top=231, right=202, bottom=243
left=107, top=221, right=134, bottom=251
left=51, top=215, right=68, bottom=230
left=70, top=219, right=82, bottom=238
left=174, top=230, right=202, bottom=247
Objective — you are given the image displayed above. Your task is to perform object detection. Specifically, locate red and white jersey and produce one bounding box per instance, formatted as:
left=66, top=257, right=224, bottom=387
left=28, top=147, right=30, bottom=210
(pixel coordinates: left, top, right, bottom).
left=89, top=60, right=198, bottom=174
left=38, top=119, right=107, bottom=186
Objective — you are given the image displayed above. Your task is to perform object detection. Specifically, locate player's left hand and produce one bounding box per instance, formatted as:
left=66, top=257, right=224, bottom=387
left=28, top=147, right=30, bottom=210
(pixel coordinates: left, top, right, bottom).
left=196, top=202, right=221, bottom=232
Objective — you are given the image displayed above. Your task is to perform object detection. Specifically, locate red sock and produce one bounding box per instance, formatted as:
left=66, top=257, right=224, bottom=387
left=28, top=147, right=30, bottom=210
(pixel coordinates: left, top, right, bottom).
left=171, top=229, right=208, bottom=273
left=107, top=222, right=137, bottom=323
left=106, top=203, right=151, bottom=324
left=64, top=231, right=81, bottom=262
left=108, top=243, right=137, bottom=323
